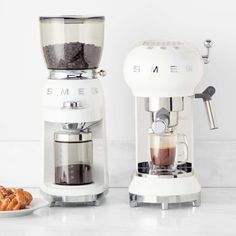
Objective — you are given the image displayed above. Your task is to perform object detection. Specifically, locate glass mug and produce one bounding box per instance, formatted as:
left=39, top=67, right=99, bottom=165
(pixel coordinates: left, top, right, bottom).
left=149, top=132, right=188, bottom=174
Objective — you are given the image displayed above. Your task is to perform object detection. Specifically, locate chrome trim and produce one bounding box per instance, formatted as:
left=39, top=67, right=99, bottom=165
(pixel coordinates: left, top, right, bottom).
left=202, top=39, right=213, bottom=64
left=195, top=86, right=218, bottom=130
left=62, top=123, right=79, bottom=130
left=41, top=189, right=108, bottom=207
left=204, top=100, right=218, bottom=130
left=146, top=97, right=184, bottom=112
left=145, top=97, right=184, bottom=128
left=54, top=130, right=92, bottom=142
left=49, top=69, right=106, bottom=80
left=136, top=170, right=193, bottom=178
left=129, top=192, right=201, bottom=210
left=40, top=15, right=105, bottom=21
left=63, top=101, right=82, bottom=109
left=49, top=70, right=96, bottom=80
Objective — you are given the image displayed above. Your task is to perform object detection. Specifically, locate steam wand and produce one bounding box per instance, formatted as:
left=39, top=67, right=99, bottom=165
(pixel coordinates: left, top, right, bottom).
left=195, top=86, right=218, bottom=130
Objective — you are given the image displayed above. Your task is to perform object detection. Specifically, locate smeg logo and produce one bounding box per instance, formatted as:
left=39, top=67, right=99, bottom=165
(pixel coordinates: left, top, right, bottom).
left=46, top=87, right=99, bottom=96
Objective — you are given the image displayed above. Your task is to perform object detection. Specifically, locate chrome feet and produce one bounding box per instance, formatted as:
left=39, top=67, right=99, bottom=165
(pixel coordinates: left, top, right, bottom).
left=49, top=201, right=56, bottom=207
left=192, top=199, right=201, bottom=207
left=42, top=190, right=108, bottom=207
left=129, top=193, right=139, bottom=207
left=94, top=199, right=101, bottom=206
left=129, top=192, right=201, bottom=209
left=161, top=202, right=168, bottom=210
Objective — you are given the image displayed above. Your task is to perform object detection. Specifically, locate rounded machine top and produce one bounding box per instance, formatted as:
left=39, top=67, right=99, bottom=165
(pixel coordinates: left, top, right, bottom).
left=123, top=40, right=206, bottom=97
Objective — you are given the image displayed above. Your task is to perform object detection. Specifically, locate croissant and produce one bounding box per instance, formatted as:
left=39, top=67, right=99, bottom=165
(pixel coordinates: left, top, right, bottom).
left=0, top=186, right=33, bottom=211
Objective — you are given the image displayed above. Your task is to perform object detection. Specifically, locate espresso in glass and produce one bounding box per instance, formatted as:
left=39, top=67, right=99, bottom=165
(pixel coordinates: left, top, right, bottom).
left=151, top=146, right=176, bottom=169
left=149, top=132, right=188, bottom=174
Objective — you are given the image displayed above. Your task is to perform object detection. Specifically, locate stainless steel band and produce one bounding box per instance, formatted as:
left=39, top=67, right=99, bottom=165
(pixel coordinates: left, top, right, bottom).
left=54, top=131, right=92, bottom=142
left=41, top=189, right=108, bottom=207
left=129, top=192, right=201, bottom=210
left=49, top=69, right=106, bottom=80
left=136, top=170, right=194, bottom=179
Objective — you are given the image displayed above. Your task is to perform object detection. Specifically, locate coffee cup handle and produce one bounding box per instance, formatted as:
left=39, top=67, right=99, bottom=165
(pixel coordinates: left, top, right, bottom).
left=177, top=134, right=188, bottom=164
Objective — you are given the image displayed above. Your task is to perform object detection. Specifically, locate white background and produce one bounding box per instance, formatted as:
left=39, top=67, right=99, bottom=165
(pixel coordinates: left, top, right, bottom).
left=0, top=0, right=235, bottom=187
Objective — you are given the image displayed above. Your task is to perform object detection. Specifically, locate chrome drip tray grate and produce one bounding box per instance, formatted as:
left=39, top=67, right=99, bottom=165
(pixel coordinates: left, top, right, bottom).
left=137, top=162, right=192, bottom=178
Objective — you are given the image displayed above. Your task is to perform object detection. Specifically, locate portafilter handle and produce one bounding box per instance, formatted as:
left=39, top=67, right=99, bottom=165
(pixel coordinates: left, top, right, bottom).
left=195, top=86, right=218, bottom=130
left=151, top=108, right=170, bottom=134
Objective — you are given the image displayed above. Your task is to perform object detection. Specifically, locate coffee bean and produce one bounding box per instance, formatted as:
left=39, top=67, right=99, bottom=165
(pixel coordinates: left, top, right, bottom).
left=43, top=42, right=101, bottom=70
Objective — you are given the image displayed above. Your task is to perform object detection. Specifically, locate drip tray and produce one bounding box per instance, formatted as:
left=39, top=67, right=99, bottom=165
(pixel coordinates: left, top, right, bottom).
left=137, top=162, right=192, bottom=175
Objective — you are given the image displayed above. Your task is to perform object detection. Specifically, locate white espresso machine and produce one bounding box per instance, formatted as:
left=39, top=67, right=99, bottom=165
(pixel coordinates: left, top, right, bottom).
left=124, top=40, right=218, bottom=210
left=40, top=16, right=108, bottom=206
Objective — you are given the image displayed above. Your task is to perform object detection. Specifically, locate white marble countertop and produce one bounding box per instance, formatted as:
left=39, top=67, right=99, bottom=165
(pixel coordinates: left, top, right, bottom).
left=0, top=188, right=235, bottom=236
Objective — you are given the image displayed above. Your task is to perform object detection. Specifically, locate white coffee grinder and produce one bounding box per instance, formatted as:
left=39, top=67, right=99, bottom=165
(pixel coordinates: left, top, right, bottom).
left=124, top=40, right=218, bottom=210
left=40, top=16, right=108, bottom=206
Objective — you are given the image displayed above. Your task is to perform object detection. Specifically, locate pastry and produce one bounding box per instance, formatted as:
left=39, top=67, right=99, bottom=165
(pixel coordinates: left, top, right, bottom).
left=0, top=186, right=33, bottom=211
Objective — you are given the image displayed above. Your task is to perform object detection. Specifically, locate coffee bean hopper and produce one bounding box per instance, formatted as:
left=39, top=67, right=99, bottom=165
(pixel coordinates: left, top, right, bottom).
left=123, top=40, right=218, bottom=210
left=40, top=15, right=108, bottom=206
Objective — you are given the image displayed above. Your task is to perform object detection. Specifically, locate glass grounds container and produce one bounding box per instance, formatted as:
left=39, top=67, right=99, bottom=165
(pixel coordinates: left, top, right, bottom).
left=54, top=130, right=93, bottom=185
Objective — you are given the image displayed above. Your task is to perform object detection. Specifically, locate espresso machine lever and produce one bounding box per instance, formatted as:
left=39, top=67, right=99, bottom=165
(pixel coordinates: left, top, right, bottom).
left=195, top=86, right=218, bottom=130
left=202, top=39, right=213, bottom=64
